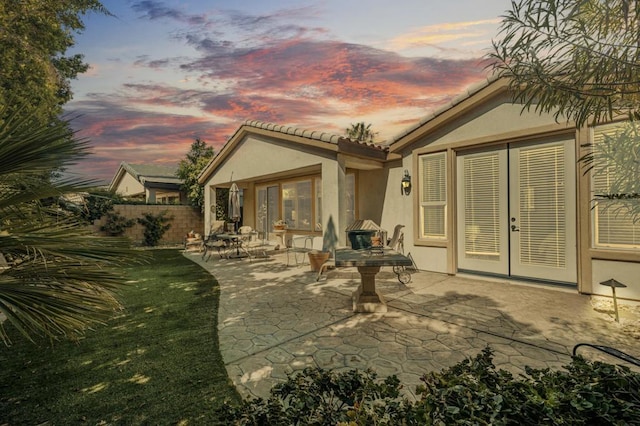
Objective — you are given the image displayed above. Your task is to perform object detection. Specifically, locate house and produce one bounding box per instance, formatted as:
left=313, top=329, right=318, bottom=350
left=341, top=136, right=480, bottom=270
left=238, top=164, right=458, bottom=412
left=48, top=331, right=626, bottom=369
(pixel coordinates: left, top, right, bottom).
left=198, top=78, right=640, bottom=301
left=197, top=120, right=389, bottom=247
left=109, top=162, right=187, bottom=204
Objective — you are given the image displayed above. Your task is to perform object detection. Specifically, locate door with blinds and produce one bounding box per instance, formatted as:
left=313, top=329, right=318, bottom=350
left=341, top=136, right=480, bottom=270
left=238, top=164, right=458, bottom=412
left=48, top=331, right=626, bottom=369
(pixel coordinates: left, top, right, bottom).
left=457, top=139, right=577, bottom=284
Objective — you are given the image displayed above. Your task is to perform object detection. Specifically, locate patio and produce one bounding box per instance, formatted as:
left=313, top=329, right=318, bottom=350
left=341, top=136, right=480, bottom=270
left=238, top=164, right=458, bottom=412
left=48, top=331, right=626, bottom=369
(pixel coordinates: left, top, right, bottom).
left=184, top=250, right=640, bottom=400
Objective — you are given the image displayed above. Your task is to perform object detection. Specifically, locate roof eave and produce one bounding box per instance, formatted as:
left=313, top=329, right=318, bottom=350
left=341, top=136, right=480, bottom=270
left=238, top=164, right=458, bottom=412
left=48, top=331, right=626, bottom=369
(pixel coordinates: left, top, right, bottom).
left=388, top=76, right=510, bottom=154
left=108, top=162, right=129, bottom=192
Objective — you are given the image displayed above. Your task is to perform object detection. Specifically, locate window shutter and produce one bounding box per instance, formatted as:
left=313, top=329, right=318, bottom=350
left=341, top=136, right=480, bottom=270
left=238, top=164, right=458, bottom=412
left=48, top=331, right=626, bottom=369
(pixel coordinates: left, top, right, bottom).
left=592, top=123, right=640, bottom=248
left=518, top=144, right=566, bottom=267
left=419, top=152, right=446, bottom=238
left=462, top=153, right=500, bottom=258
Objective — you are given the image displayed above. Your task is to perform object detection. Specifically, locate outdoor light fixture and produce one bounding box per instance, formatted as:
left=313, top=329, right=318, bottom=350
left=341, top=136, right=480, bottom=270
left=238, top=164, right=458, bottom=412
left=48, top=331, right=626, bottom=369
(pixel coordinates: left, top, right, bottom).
left=599, top=278, right=627, bottom=323
left=401, top=169, right=412, bottom=195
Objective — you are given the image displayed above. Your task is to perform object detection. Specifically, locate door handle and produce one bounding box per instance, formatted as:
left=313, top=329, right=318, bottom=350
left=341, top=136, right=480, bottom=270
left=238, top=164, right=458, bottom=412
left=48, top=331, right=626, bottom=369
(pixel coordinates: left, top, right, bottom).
left=511, top=225, right=519, bottom=232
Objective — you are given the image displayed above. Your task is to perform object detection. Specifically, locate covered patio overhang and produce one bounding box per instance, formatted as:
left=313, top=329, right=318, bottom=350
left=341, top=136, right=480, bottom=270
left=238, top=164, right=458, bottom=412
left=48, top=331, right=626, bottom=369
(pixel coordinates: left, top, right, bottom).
left=198, top=120, right=389, bottom=245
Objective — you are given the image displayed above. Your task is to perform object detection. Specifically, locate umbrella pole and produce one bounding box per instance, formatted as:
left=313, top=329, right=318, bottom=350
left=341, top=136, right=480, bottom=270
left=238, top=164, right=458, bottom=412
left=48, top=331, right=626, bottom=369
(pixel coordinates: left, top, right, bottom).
left=612, top=286, right=620, bottom=323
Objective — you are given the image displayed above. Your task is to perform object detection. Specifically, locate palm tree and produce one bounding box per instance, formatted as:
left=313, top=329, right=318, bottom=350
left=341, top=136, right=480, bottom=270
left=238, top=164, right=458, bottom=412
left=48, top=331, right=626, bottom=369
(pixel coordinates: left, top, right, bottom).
left=0, top=109, right=142, bottom=344
left=345, top=122, right=378, bottom=143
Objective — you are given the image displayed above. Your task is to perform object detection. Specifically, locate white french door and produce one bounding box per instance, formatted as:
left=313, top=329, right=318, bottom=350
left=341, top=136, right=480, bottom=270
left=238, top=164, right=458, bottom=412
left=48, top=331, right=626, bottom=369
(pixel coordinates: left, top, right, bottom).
left=456, top=139, right=576, bottom=284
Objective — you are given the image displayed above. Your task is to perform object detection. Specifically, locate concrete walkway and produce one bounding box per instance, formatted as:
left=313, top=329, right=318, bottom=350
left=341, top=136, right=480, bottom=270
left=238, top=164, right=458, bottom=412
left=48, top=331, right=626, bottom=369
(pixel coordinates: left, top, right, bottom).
left=183, top=250, right=640, bottom=400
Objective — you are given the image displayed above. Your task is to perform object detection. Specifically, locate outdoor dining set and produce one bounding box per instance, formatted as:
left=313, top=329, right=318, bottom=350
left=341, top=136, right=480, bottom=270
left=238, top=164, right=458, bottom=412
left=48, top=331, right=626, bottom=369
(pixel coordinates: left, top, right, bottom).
left=193, top=218, right=417, bottom=313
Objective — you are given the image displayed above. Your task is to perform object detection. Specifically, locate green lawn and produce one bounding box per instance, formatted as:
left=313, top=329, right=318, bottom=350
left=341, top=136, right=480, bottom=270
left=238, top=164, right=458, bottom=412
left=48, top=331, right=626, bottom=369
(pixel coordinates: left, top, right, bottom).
left=0, top=249, right=241, bottom=425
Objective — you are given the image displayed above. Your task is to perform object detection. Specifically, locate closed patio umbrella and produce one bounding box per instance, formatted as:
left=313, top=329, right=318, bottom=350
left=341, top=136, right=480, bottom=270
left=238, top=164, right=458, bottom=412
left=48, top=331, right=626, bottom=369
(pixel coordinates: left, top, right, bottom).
left=229, top=183, right=241, bottom=231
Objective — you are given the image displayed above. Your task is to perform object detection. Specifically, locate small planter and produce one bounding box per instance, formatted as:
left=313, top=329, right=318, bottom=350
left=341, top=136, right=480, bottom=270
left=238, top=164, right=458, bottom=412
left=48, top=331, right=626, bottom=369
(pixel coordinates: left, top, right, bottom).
left=308, top=250, right=330, bottom=272
left=273, top=225, right=286, bottom=231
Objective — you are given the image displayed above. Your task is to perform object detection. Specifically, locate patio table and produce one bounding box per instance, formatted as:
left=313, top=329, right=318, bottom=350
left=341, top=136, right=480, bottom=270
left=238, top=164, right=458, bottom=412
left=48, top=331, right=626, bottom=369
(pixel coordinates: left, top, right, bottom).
left=335, top=248, right=412, bottom=313
left=217, top=233, right=248, bottom=258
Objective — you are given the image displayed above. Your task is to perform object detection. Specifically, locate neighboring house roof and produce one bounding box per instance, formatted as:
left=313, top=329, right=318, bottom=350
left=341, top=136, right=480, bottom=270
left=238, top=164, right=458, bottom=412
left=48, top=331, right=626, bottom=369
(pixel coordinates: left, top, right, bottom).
left=109, top=162, right=182, bottom=193
left=388, top=75, right=508, bottom=153
left=198, top=119, right=388, bottom=184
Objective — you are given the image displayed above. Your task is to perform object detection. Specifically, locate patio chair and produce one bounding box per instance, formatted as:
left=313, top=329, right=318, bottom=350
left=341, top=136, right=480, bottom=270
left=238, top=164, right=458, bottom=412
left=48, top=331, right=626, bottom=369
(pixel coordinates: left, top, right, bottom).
left=316, top=248, right=336, bottom=281
left=202, top=220, right=228, bottom=261
left=387, top=224, right=405, bottom=253
left=238, top=226, right=269, bottom=261
left=286, top=235, right=313, bottom=266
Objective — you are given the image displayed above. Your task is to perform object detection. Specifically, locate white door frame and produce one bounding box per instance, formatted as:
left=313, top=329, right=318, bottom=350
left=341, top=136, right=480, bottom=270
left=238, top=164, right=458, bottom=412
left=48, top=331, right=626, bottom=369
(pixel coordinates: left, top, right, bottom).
left=456, top=138, right=577, bottom=284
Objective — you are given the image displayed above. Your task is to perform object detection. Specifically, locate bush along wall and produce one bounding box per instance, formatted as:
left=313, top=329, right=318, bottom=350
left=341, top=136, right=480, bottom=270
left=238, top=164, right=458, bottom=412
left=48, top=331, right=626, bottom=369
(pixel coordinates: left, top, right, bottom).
left=93, top=205, right=203, bottom=245
left=216, top=347, right=640, bottom=425
left=137, top=211, right=173, bottom=247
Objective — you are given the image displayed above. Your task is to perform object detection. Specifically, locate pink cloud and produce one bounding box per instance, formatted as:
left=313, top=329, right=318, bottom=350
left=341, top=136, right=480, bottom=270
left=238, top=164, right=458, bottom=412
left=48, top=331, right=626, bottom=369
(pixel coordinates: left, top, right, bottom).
left=67, top=4, right=492, bottom=180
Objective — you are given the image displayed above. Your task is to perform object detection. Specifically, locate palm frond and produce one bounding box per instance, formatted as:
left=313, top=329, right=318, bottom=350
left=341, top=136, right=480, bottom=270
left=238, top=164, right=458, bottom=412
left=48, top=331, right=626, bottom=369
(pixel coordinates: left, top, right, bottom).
left=0, top=107, right=145, bottom=344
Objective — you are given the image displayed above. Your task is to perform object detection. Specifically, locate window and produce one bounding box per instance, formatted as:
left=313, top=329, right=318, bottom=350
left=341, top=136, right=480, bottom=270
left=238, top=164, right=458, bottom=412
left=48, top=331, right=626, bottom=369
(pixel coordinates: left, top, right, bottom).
left=592, top=122, right=640, bottom=249
left=419, top=152, right=447, bottom=239
left=282, top=180, right=313, bottom=230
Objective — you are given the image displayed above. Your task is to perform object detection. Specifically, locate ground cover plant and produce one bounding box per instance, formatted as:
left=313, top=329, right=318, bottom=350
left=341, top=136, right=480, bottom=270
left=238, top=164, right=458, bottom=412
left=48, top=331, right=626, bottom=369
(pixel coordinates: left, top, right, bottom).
left=219, top=347, right=640, bottom=425
left=0, top=249, right=240, bottom=424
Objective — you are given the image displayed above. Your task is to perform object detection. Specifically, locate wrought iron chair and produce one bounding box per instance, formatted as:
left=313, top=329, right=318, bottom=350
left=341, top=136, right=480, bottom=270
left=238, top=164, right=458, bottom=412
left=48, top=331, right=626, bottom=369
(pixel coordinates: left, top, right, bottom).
left=238, top=226, right=269, bottom=261
left=202, top=220, right=228, bottom=261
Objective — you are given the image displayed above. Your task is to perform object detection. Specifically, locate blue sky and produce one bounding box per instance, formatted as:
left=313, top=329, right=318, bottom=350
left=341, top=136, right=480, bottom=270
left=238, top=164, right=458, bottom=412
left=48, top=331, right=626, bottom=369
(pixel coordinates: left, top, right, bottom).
left=66, top=0, right=513, bottom=180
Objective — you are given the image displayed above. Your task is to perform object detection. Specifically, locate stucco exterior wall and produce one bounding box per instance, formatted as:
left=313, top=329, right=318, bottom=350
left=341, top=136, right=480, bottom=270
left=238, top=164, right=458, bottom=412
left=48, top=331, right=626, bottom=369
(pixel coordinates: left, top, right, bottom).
left=115, top=173, right=144, bottom=197
left=93, top=205, right=204, bottom=246
left=411, top=95, right=559, bottom=152
left=592, top=260, right=640, bottom=301
left=378, top=160, right=449, bottom=273
left=357, top=168, right=389, bottom=226
left=390, top=88, right=640, bottom=300
left=206, top=136, right=330, bottom=186
left=202, top=134, right=355, bottom=245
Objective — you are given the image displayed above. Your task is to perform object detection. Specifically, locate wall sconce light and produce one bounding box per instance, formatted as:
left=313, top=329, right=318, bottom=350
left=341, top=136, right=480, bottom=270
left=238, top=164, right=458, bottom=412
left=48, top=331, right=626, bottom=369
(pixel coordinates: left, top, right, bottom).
left=401, top=169, right=412, bottom=195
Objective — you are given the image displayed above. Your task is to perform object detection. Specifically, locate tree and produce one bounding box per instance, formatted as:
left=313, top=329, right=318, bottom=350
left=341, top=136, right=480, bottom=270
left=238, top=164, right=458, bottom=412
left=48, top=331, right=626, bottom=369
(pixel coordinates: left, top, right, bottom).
left=0, top=108, right=141, bottom=344
left=0, top=0, right=110, bottom=123
left=489, top=0, right=640, bottom=128
left=345, top=122, right=378, bottom=142
left=176, top=138, right=215, bottom=209
left=489, top=0, right=640, bottom=217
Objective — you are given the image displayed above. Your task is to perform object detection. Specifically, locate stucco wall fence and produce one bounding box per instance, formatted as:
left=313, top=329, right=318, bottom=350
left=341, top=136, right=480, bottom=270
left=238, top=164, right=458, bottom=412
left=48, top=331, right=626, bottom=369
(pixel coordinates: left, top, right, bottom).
left=93, top=205, right=204, bottom=246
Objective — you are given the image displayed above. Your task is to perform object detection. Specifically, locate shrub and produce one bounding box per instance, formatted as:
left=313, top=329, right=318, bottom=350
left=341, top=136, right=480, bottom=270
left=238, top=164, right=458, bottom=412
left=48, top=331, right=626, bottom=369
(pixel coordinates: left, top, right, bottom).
left=137, top=211, right=173, bottom=246
left=218, top=347, right=640, bottom=425
left=216, top=368, right=411, bottom=425
left=82, top=190, right=125, bottom=223
left=99, top=211, right=135, bottom=236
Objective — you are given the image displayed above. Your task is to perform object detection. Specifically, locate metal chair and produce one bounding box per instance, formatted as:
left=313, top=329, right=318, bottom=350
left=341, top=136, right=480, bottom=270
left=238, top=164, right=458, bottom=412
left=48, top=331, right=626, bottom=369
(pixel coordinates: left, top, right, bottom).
left=286, top=235, right=314, bottom=266
left=573, top=343, right=640, bottom=367
left=238, top=226, right=268, bottom=261
left=202, top=220, right=228, bottom=261
left=387, top=224, right=405, bottom=253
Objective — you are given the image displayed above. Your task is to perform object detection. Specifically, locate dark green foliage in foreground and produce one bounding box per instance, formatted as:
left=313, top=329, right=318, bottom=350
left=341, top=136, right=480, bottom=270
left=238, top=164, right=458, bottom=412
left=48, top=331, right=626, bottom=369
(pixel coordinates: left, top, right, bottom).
left=0, top=250, right=240, bottom=425
left=137, top=211, right=173, bottom=246
left=219, top=347, right=640, bottom=425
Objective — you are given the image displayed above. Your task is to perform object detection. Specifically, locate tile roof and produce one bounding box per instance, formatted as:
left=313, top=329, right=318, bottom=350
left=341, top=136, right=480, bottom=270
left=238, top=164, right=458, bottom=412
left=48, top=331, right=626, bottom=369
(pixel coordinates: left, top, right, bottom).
left=109, top=162, right=184, bottom=193
left=121, top=162, right=180, bottom=181
left=242, top=119, right=388, bottom=152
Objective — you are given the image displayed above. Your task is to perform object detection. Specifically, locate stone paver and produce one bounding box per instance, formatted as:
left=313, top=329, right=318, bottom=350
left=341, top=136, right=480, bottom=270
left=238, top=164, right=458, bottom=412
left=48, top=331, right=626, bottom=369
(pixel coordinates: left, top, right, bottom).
left=184, top=250, right=640, bottom=400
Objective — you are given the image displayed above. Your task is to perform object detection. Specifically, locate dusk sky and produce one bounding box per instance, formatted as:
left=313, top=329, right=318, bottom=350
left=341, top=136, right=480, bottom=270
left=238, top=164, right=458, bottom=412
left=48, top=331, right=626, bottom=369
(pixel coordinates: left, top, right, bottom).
left=65, top=0, right=513, bottom=182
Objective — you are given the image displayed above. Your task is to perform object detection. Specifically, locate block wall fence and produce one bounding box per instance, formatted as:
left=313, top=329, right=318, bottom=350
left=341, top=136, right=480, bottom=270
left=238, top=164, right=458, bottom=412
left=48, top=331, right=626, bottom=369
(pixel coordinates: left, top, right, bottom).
left=93, top=205, right=205, bottom=246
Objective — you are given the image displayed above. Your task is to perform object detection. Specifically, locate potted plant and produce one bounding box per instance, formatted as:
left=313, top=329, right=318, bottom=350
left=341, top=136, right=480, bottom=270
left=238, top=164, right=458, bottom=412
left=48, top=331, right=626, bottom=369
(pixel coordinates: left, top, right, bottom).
left=273, top=219, right=287, bottom=231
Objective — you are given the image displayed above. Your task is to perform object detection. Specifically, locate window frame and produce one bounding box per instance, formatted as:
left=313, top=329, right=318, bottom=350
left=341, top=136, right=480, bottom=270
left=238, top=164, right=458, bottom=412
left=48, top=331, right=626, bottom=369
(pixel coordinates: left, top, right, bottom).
left=417, top=151, right=448, bottom=241
left=590, top=122, right=640, bottom=250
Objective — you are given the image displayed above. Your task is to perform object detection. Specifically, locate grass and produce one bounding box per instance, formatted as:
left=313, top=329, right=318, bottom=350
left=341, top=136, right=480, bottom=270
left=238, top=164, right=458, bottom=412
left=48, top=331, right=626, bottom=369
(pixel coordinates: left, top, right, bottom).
left=0, top=249, right=241, bottom=425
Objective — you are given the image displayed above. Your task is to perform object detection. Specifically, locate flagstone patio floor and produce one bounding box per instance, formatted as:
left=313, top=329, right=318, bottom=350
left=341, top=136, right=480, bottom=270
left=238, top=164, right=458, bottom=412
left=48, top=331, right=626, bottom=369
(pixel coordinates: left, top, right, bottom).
left=183, top=250, right=640, bottom=400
